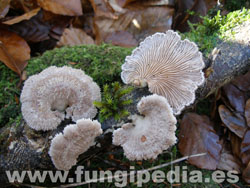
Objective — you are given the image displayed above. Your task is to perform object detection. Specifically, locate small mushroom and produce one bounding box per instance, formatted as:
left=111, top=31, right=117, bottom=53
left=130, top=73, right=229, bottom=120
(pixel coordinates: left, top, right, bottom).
left=121, top=30, right=205, bottom=114
left=113, top=94, right=177, bottom=160
left=21, top=66, right=101, bottom=131
left=49, top=118, right=102, bottom=170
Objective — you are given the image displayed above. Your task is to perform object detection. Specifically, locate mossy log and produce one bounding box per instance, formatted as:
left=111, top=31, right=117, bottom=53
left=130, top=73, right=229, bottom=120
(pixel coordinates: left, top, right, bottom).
left=0, top=22, right=249, bottom=186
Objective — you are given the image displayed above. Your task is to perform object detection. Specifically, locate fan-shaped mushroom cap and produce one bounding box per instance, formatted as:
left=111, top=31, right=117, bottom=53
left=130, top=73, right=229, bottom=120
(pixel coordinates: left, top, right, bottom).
left=121, top=30, right=205, bottom=114
left=49, top=118, right=102, bottom=170
left=21, top=66, right=101, bottom=131
left=113, top=94, right=177, bottom=160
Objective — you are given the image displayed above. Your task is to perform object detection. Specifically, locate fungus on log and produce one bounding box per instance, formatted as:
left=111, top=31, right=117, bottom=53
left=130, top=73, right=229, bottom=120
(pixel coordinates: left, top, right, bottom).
left=49, top=118, right=102, bottom=170
left=121, top=30, right=205, bottom=114
left=113, top=94, right=177, bottom=160
left=20, top=66, right=101, bottom=131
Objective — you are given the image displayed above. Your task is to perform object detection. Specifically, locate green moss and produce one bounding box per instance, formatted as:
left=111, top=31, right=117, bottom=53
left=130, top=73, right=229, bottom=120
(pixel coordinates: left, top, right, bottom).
left=27, top=44, right=133, bottom=86
left=0, top=64, right=21, bottom=127
left=182, top=8, right=250, bottom=56
left=0, top=44, right=133, bottom=127
left=94, top=82, right=133, bottom=122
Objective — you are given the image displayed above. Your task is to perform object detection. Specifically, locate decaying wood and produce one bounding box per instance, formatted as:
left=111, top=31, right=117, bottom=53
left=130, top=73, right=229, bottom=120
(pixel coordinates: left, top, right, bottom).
left=0, top=22, right=249, bottom=185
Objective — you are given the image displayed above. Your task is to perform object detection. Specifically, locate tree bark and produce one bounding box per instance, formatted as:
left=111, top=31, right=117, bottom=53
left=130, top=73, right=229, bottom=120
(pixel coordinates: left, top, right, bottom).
left=0, top=22, right=249, bottom=186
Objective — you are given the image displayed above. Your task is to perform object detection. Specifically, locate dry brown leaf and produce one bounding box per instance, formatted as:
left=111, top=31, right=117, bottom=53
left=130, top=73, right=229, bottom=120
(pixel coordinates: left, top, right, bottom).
left=245, top=99, right=250, bottom=127
left=126, top=6, right=174, bottom=41
left=0, top=29, right=30, bottom=75
left=243, top=162, right=250, bottom=184
left=217, top=144, right=241, bottom=173
left=228, top=131, right=242, bottom=160
left=116, top=0, right=136, bottom=7
left=219, top=105, right=247, bottom=138
left=37, top=0, right=83, bottom=16
left=57, top=28, right=94, bottom=47
left=10, top=0, right=38, bottom=12
left=94, top=6, right=174, bottom=44
left=232, top=71, right=250, bottom=92
left=104, top=31, right=138, bottom=47
left=178, top=113, right=222, bottom=170
left=7, top=10, right=71, bottom=45
left=241, top=130, right=250, bottom=165
left=81, top=0, right=93, bottom=13
left=134, top=0, right=175, bottom=6
left=3, top=8, right=40, bottom=25
left=108, top=0, right=126, bottom=13
left=7, top=10, right=50, bottom=43
left=223, top=83, right=246, bottom=113
left=0, top=0, right=10, bottom=18
left=89, top=0, right=116, bottom=18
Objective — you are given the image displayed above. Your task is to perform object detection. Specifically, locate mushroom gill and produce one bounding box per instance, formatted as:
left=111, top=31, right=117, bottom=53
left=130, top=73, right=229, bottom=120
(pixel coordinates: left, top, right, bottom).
left=121, top=30, right=205, bottom=114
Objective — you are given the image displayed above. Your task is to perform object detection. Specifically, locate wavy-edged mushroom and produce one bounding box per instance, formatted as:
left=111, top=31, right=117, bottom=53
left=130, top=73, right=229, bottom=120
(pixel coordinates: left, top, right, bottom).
left=113, top=94, right=177, bottom=160
left=21, top=66, right=101, bottom=131
left=49, top=118, right=102, bottom=170
left=121, top=30, right=205, bottom=114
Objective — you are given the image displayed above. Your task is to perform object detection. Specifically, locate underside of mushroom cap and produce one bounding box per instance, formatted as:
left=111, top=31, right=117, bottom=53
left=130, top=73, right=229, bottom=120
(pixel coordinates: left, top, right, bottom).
left=121, top=30, right=205, bottom=114
left=113, top=94, right=177, bottom=161
left=21, top=66, right=101, bottom=131
left=49, top=118, right=102, bottom=170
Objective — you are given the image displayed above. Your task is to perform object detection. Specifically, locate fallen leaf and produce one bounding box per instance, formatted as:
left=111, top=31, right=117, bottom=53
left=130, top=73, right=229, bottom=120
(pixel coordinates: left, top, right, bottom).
left=81, top=0, right=93, bottom=13
left=94, top=6, right=174, bottom=44
left=3, top=8, right=40, bottom=25
left=138, top=0, right=175, bottom=6
left=219, top=105, right=247, bottom=138
left=108, top=0, right=126, bottom=13
left=241, top=129, right=250, bottom=165
left=42, top=10, right=72, bottom=40
left=223, top=83, right=246, bottom=113
left=7, top=10, right=71, bottom=45
left=0, top=0, right=10, bottom=19
left=57, top=28, right=94, bottom=47
left=178, top=113, right=222, bottom=170
left=0, top=29, right=30, bottom=75
left=37, top=0, right=83, bottom=16
left=232, top=71, right=250, bottom=92
left=243, top=162, right=250, bottom=184
left=10, top=0, right=38, bottom=12
left=217, top=143, right=241, bottom=173
left=228, top=131, right=242, bottom=160
left=94, top=12, right=134, bottom=44
left=116, top=0, right=136, bottom=7
left=104, top=31, right=138, bottom=47
left=90, top=0, right=116, bottom=18
left=245, top=99, right=250, bottom=127
left=126, top=6, right=174, bottom=41
left=7, top=10, right=50, bottom=42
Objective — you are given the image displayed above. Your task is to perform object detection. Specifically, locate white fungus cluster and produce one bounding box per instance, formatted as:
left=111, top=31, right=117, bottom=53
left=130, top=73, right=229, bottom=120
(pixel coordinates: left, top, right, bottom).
left=121, top=30, right=205, bottom=114
left=21, top=66, right=101, bottom=131
left=49, top=118, right=102, bottom=170
left=113, top=94, right=177, bottom=160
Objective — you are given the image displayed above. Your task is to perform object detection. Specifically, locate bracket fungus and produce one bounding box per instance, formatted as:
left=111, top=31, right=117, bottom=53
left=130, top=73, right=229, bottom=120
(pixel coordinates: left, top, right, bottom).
left=49, top=118, right=102, bottom=170
left=113, top=94, right=177, bottom=160
left=121, top=30, right=205, bottom=114
left=20, top=66, right=101, bottom=131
